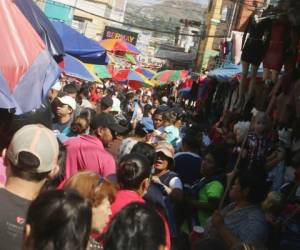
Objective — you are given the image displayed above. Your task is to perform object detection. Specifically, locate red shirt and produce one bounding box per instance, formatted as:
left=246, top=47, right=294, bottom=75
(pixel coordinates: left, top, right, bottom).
left=64, top=135, right=116, bottom=179
left=103, top=190, right=171, bottom=248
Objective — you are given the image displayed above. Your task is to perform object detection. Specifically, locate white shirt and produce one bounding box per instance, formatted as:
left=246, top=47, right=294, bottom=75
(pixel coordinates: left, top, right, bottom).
left=169, top=177, right=183, bottom=190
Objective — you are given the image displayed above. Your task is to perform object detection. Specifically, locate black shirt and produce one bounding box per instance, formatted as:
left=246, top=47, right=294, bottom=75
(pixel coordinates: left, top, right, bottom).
left=0, top=188, right=31, bottom=250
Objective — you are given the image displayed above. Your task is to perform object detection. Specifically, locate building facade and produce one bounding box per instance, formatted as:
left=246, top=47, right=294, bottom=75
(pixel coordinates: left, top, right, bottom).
left=38, top=0, right=127, bottom=40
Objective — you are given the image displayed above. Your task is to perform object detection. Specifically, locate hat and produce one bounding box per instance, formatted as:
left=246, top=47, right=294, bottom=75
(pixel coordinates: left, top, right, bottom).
left=140, top=118, right=154, bottom=133
left=155, top=141, right=174, bottom=159
left=91, top=112, right=127, bottom=134
left=6, top=125, right=59, bottom=173
left=57, top=96, right=76, bottom=111
left=101, top=96, right=113, bottom=108
left=111, top=97, right=121, bottom=113
left=161, top=96, right=168, bottom=103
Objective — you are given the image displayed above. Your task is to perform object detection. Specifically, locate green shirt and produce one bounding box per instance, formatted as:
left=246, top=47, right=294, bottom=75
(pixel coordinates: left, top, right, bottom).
left=197, top=179, right=224, bottom=227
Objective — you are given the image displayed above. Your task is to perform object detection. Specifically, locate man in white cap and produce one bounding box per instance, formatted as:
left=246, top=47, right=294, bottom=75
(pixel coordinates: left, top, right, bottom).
left=0, top=125, right=59, bottom=250
left=52, top=95, right=77, bottom=134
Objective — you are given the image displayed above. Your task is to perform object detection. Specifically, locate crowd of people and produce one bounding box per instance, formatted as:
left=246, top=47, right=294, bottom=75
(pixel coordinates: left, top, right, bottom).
left=0, top=75, right=299, bottom=250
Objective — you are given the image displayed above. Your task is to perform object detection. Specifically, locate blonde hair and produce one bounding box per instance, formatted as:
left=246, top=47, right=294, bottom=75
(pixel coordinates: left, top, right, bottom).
left=253, top=112, right=270, bottom=130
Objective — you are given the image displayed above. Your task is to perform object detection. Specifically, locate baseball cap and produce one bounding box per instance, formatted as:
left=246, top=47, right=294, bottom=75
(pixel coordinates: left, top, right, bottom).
left=100, top=96, right=113, bottom=108
left=155, top=141, right=174, bottom=159
left=6, top=124, right=59, bottom=173
left=57, top=96, right=76, bottom=111
left=91, top=112, right=127, bottom=134
left=111, top=97, right=121, bottom=113
left=161, top=96, right=168, bottom=103
left=140, top=118, right=154, bottom=133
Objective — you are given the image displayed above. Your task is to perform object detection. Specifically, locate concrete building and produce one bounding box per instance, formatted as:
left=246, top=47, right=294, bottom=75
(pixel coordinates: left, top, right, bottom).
left=39, top=0, right=127, bottom=39
left=178, top=19, right=202, bottom=54
left=109, top=0, right=128, bottom=26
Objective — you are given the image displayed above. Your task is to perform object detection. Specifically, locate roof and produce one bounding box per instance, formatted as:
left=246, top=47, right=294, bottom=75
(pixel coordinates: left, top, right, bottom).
left=154, top=48, right=196, bottom=63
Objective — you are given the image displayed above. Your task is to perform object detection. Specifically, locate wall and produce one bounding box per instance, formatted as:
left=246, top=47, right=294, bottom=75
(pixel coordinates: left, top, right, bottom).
left=197, top=0, right=224, bottom=70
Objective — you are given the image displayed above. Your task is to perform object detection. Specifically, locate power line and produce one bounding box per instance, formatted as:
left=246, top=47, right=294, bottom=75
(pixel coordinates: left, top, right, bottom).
left=37, top=0, right=206, bottom=36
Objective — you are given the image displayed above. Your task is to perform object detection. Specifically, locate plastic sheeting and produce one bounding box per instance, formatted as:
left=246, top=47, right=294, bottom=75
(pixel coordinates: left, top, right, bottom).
left=0, top=0, right=60, bottom=114
left=208, top=63, right=242, bottom=82
left=208, top=63, right=264, bottom=82
left=52, top=21, right=107, bottom=64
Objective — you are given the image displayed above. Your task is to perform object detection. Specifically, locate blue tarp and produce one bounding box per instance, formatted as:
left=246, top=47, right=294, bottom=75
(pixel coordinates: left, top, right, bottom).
left=63, top=54, right=95, bottom=82
left=208, top=63, right=241, bottom=82
left=52, top=21, right=107, bottom=64
left=208, top=63, right=264, bottom=82
left=14, top=0, right=64, bottom=57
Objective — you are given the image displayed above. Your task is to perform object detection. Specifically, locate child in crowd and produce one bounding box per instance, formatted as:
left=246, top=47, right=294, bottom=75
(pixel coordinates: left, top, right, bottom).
left=241, top=112, right=282, bottom=174
left=57, top=114, right=90, bottom=143
left=162, top=111, right=180, bottom=147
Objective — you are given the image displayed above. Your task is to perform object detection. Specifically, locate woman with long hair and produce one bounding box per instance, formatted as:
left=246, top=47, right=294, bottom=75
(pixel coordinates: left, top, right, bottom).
left=23, top=189, right=92, bottom=250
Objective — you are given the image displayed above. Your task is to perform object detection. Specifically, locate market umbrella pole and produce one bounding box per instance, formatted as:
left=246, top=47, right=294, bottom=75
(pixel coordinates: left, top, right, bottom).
left=218, top=114, right=255, bottom=209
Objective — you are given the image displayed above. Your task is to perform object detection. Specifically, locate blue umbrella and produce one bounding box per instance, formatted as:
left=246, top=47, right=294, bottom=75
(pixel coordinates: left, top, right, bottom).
left=14, top=0, right=64, bottom=57
left=63, top=55, right=98, bottom=82
left=52, top=21, right=107, bottom=64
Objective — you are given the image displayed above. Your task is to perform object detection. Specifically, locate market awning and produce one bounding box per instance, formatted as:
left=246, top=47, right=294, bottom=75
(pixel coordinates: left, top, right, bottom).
left=154, top=48, right=196, bottom=63
left=52, top=21, right=107, bottom=64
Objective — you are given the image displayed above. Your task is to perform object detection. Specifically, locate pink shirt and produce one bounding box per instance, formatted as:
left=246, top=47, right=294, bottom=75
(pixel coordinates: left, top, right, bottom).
left=64, top=135, right=116, bottom=179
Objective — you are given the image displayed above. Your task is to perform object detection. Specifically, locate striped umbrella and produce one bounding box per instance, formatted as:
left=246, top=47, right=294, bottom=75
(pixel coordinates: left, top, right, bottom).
left=135, top=67, right=156, bottom=79
left=127, top=71, right=154, bottom=89
left=62, top=55, right=100, bottom=82
left=100, top=39, right=140, bottom=55
left=152, top=70, right=189, bottom=86
left=112, top=69, right=131, bottom=81
left=85, top=64, right=112, bottom=79
left=0, top=0, right=60, bottom=114
left=112, top=69, right=154, bottom=89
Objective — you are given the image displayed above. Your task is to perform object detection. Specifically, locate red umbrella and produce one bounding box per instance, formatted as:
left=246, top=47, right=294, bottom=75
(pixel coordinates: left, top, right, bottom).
left=100, top=39, right=140, bottom=55
left=0, top=0, right=60, bottom=114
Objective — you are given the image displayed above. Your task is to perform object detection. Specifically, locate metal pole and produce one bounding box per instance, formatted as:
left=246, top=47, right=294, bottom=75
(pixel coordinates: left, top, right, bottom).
left=227, top=0, right=238, bottom=38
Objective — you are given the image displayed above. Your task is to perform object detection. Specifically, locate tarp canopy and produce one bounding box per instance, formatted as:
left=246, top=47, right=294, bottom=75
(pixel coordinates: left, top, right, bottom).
left=208, top=63, right=263, bottom=82
left=52, top=21, right=107, bottom=64
left=14, top=0, right=64, bottom=57
left=154, top=49, right=196, bottom=63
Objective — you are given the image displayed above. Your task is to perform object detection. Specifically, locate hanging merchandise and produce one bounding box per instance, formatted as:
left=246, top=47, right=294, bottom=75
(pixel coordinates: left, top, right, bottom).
left=263, top=7, right=291, bottom=85
left=236, top=8, right=272, bottom=111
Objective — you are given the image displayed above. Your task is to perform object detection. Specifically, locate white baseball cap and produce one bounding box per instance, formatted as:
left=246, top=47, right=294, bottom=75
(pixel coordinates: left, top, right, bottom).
left=57, top=96, right=76, bottom=111
left=161, top=96, right=168, bottom=103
